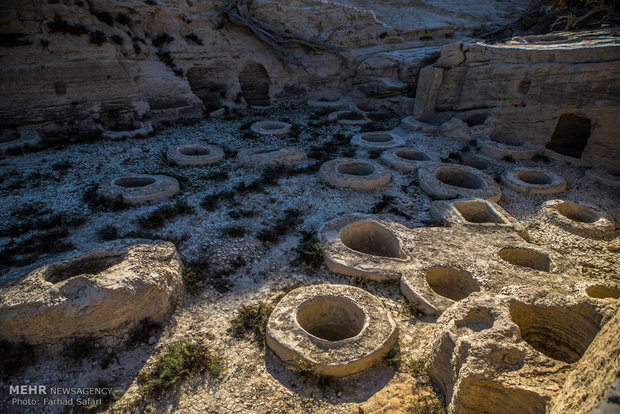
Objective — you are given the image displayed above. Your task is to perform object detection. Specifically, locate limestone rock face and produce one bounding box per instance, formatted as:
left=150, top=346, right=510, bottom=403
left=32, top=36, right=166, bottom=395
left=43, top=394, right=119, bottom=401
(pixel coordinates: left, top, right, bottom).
left=0, top=240, right=183, bottom=344
left=413, top=31, right=620, bottom=170
left=550, top=307, right=620, bottom=414
left=427, top=291, right=616, bottom=414
left=0, top=0, right=400, bottom=131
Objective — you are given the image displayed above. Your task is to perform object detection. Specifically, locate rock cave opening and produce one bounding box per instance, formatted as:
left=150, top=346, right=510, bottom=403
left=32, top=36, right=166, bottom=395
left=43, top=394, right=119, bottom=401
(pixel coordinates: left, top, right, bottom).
left=296, top=296, right=366, bottom=341
left=546, top=114, right=591, bottom=158
left=187, top=66, right=228, bottom=112
left=238, top=62, right=271, bottom=107
left=425, top=267, right=480, bottom=301
left=340, top=220, right=404, bottom=258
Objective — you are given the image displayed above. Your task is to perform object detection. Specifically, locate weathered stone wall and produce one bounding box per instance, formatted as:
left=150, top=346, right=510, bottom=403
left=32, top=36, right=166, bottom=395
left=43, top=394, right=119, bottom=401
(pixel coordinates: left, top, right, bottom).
left=413, top=32, right=620, bottom=170
left=0, top=0, right=397, bottom=131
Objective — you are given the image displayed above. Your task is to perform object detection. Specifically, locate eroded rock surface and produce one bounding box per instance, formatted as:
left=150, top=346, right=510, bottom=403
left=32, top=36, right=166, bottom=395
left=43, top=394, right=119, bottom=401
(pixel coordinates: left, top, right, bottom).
left=0, top=240, right=183, bottom=344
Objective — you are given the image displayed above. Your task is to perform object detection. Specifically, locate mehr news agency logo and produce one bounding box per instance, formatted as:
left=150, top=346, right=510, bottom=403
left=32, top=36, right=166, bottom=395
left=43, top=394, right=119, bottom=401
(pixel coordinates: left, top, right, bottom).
left=8, top=384, right=121, bottom=407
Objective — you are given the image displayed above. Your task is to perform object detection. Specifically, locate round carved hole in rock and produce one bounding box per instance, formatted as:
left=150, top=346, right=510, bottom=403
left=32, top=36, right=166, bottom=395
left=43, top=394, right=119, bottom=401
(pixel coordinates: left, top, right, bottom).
left=425, top=267, right=480, bottom=301
left=179, top=146, right=210, bottom=156
left=556, top=202, right=599, bottom=223
left=254, top=148, right=281, bottom=155
left=510, top=303, right=601, bottom=363
left=456, top=378, right=547, bottom=414
left=586, top=285, right=620, bottom=299
left=499, top=248, right=551, bottom=271
left=113, top=177, right=156, bottom=188
left=435, top=167, right=485, bottom=189
left=260, top=121, right=286, bottom=130
left=44, top=255, right=125, bottom=284
left=361, top=133, right=393, bottom=143
left=491, top=136, right=524, bottom=146
left=318, top=96, right=339, bottom=103
left=454, top=200, right=503, bottom=224
left=296, top=296, right=365, bottom=341
left=394, top=150, right=430, bottom=161
left=337, top=161, right=375, bottom=176
left=338, top=112, right=364, bottom=121
left=340, top=221, right=403, bottom=258
left=516, top=169, right=552, bottom=185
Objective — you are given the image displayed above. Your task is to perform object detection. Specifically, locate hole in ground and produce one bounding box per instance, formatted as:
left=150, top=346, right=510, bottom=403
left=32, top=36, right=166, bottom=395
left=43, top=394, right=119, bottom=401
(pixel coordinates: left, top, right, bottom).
left=453, top=200, right=504, bottom=224
left=556, top=202, right=599, bottom=223
left=546, top=114, right=591, bottom=158
left=510, top=303, right=601, bottom=363
left=491, top=136, right=524, bottom=146
left=499, top=248, right=551, bottom=271
left=456, top=378, right=546, bottom=414
left=179, top=146, right=210, bottom=156
left=337, top=162, right=375, bottom=176
left=435, top=167, right=485, bottom=189
left=586, top=285, right=620, bottom=299
left=340, top=221, right=404, bottom=258
left=516, top=169, right=552, bottom=185
left=394, top=150, right=430, bottom=161
left=361, top=133, right=393, bottom=143
left=259, top=121, right=287, bottom=130
left=425, top=267, right=480, bottom=301
left=338, top=112, right=364, bottom=121
left=114, top=177, right=156, bottom=188
left=318, top=96, right=339, bottom=103
left=296, top=296, right=365, bottom=341
left=254, top=148, right=281, bottom=155
left=44, top=254, right=125, bottom=284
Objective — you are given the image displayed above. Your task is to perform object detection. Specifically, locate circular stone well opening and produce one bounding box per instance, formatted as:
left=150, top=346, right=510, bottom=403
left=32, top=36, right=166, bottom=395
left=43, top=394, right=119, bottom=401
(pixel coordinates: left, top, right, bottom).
left=260, top=121, right=286, bottom=130
left=361, top=133, right=392, bottom=143
left=586, top=285, right=620, bottom=299
left=340, top=221, right=403, bottom=258
left=510, top=303, right=601, bottom=363
left=337, top=161, right=375, bottom=176
left=516, top=169, right=552, bottom=185
left=425, top=267, right=480, bottom=301
left=179, top=145, right=210, bottom=156
left=113, top=177, right=156, bottom=188
left=453, top=200, right=503, bottom=224
left=44, top=255, right=125, bottom=284
left=435, top=167, right=485, bottom=189
left=556, top=202, right=599, bottom=223
left=318, top=96, right=339, bottom=103
left=254, top=148, right=281, bottom=155
left=499, top=248, right=551, bottom=271
left=338, top=112, right=364, bottom=121
left=394, top=150, right=430, bottom=161
left=296, top=296, right=365, bottom=341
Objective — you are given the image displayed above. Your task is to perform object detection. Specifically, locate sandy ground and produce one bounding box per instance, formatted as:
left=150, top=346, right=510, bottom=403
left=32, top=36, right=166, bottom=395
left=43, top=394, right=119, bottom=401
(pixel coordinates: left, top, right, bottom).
left=0, top=103, right=619, bottom=413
